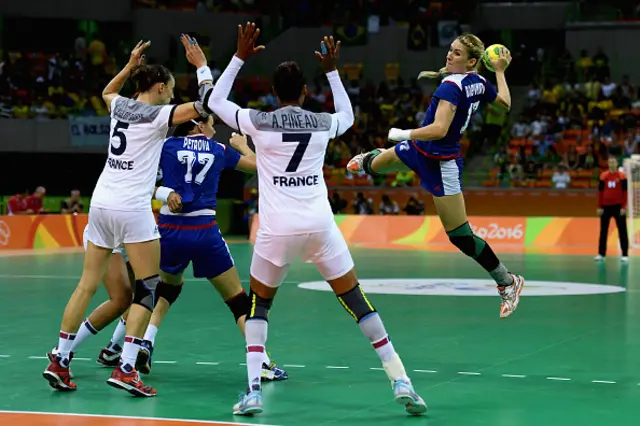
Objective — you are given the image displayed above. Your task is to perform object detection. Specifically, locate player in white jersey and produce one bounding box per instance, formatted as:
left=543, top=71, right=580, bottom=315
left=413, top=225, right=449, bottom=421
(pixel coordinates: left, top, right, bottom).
left=206, top=23, right=427, bottom=417
left=43, top=35, right=216, bottom=397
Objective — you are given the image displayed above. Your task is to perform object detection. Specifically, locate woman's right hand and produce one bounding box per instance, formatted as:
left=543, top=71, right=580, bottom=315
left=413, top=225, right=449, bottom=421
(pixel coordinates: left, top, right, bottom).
left=128, top=40, right=151, bottom=68
left=491, top=46, right=512, bottom=73
left=180, top=34, right=208, bottom=69
left=235, top=22, right=265, bottom=61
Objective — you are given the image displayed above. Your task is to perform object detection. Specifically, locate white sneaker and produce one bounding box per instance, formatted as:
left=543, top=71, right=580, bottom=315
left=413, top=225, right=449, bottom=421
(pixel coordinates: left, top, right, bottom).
left=621, top=256, right=629, bottom=263
left=594, top=255, right=604, bottom=261
left=499, top=274, right=524, bottom=319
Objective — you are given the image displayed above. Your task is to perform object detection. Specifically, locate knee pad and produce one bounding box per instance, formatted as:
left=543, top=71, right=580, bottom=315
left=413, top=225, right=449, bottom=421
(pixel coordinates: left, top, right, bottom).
left=247, top=289, right=273, bottom=322
left=363, top=149, right=383, bottom=176
left=337, top=284, right=376, bottom=323
left=447, top=222, right=485, bottom=258
left=156, top=281, right=183, bottom=305
left=132, top=275, right=160, bottom=312
left=225, top=290, right=251, bottom=323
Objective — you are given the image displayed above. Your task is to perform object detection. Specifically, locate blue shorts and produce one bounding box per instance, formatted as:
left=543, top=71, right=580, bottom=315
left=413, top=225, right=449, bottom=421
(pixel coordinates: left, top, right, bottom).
left=158, top=214, right=234, bottom=279
left=394, top=141, right=463, bottom=197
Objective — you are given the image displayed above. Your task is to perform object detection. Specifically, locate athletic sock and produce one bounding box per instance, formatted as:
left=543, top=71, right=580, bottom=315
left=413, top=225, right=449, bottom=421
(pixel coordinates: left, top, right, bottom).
left=70, top=319, right=98, bottom=352
left=57, top=331, right=76, bottom=367
left=359, top=313, right=396, bottom=363
left=107, top=318, right=126, bottom=352
left=120, top=336, right=143, bottom=372
left=359, top=313, right=409, bottom=382
left=143, top=324, right=158, bottom=346
left=245, top=319, right=268, bottom=392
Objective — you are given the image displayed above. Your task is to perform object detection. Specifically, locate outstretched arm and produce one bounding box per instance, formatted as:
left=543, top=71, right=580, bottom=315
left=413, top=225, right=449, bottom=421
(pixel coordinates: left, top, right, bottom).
left=316, top=36, right=354, bottom=137
left=207, top=22, right=265, bottom=131
left=103, top=40, right=150, bottom=111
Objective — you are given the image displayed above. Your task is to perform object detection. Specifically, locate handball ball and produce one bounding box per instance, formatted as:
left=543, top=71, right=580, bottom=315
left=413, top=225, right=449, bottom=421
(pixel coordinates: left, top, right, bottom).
left=482, top=44, right=507, bottom=72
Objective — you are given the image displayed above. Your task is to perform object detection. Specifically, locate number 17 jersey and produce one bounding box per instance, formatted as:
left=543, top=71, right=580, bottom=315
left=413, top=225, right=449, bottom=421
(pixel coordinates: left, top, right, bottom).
left=160, top=134, right=241, bottom=213
left=236, top=105, right=338, bottom=236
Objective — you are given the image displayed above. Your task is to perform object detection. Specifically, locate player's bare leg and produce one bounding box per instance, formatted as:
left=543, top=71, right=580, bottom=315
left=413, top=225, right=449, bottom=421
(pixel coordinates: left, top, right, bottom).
left=327, top=268, right=427, bottom=415
left=347, top=147, right=411, bottom=175
left=433, top=193, right=524, bottom=318
left=43, top=241, right=112, bottom=391
left=106, top=239, right=160, bottom=397
left=48, top=254, right=133, bottom=369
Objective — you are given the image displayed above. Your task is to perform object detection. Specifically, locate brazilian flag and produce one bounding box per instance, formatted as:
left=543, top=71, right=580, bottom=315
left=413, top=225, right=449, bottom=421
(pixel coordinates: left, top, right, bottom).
left=334, top=22, right=367, bottom=46
left=407, top=21, right=428, bottom=51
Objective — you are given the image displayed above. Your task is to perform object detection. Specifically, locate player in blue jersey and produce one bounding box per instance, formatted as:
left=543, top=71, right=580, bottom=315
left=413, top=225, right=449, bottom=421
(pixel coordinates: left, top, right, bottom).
left=134, top=114, right=288, bottom=382
left=348, top=33, right=525, bottom=319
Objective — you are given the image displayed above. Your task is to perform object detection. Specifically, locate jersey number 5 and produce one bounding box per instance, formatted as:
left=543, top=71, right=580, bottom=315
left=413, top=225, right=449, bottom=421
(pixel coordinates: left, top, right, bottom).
left=283, top=133, right=312, bottom=172
left=110, top=121, right=129, bottom=156
left=177, top=151, right=215, bottom=185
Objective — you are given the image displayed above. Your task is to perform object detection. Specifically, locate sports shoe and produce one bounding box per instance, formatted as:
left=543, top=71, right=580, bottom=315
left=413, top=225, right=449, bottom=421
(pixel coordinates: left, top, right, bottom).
left=499, top=274, right=525, bottom=319
left=46, top=347, right=74, bottom=379
left=233, top=390, right=263, bottom=415
left=43, top=357, right=76, bottom=391
left=107, top=365, right=156, bottom=397
left=347, top=152, right=368, bottom=173
left=392, top=379, right=427, bottom=415
left=261, top=360, right=288, bottom=381
left=594, top=254, right=604, bottom=261
left=136, top=339, right=154, bottom=375
left=96, top=346, right=122, bottom=367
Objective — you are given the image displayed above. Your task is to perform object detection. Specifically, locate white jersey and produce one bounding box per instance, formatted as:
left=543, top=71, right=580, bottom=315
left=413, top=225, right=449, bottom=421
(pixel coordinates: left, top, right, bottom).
left=237, top=105, right=341, bottom=235
left=90, top=95, right=176, bottom=211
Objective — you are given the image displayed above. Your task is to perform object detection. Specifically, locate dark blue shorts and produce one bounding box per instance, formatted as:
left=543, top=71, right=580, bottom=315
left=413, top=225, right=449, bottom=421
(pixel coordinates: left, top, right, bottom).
left=158, top=215, right=234, bottom=279
left=394, top=141, right=463, bottom=197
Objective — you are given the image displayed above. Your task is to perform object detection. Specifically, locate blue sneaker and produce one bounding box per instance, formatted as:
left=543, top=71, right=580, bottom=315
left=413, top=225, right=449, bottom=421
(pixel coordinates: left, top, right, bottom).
left=136, top=340, right=154, bottom=375
left=393, top=379, right=427, bottom=415
left=261, top=360, right=288, bottom=381
left=233, top=390, right=263, bottom=415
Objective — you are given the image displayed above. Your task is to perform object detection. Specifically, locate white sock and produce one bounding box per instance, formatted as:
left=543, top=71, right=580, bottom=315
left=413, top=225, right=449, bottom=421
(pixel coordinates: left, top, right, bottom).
left=71, top=319, right=98, bottom=352
left=57, top=331, right=76, bottom=367
left=120, top=336, right=142, bottom=372
left=359, top=313, right=396, bottom=363
left=245, top=319, right=268, bottom=391
left=143, top=324, right=158, bottom=345
left=263, top=351, right=271, bottom=367
left=108, top=318, right=126, bottom=351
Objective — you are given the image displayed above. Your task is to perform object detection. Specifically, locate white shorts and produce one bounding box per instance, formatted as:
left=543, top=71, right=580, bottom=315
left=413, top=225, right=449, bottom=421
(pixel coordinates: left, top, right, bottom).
left=83, top=225, right=129, bottom=262
left=250, top=222, right=354, bottom=287
left=86, top=207, right=159, bottom=251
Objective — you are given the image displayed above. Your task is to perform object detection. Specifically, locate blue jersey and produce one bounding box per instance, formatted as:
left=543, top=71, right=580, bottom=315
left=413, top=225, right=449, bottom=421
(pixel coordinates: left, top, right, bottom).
left=415, top=73, right=497, bottom=159
left=159, top=134, right=241, bottom=213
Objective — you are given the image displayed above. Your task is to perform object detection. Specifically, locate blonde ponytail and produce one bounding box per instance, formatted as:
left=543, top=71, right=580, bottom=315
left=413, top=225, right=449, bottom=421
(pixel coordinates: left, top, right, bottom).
left=417, top=67, right=448, bottom=80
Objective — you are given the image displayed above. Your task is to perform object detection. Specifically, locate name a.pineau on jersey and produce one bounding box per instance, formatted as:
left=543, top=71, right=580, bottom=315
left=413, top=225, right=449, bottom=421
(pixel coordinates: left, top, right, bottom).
left=270, top=113, right=320, bottom=129
left=272, top=175, right=320, bottom=187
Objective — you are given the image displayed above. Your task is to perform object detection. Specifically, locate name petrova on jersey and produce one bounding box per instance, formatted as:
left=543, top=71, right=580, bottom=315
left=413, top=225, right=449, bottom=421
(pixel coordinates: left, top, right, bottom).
left=464, top=82, right=485, bottom=98
left=183, top=138, right=211, bottom=151
left=107, top=157, right=134, bottom=170
left=272, top=175, right=320, bottom=187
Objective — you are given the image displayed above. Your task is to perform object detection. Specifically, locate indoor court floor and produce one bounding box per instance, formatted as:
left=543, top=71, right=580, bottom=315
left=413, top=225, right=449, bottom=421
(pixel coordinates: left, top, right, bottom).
left=0, top=242, right=638, bottom=426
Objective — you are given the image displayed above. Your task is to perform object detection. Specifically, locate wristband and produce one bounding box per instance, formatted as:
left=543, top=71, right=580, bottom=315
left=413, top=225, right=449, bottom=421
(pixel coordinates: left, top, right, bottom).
left=155, top=186, right=175, bottom=203
left=196, top=66, right=213, bottom=84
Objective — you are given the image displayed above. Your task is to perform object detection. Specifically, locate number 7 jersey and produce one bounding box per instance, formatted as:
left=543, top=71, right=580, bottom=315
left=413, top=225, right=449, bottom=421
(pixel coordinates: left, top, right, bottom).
left=236, top=105, right=338, bottom=235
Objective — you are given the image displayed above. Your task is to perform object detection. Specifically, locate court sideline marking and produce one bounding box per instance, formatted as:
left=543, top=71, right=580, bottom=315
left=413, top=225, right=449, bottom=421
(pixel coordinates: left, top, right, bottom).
left=0, top=410, right=281, bottom=426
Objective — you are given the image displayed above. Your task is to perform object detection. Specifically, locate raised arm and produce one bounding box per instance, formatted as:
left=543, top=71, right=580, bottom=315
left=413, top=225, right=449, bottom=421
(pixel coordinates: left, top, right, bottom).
left=316, top=36, right=354, bottom=137
left=489, top=47, right=512, bottom=111
left=207, top=22, right=265, bottom=131
left=103, top=40, right=150, bottom=111
left=170, top=34, right=215, bottom=126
